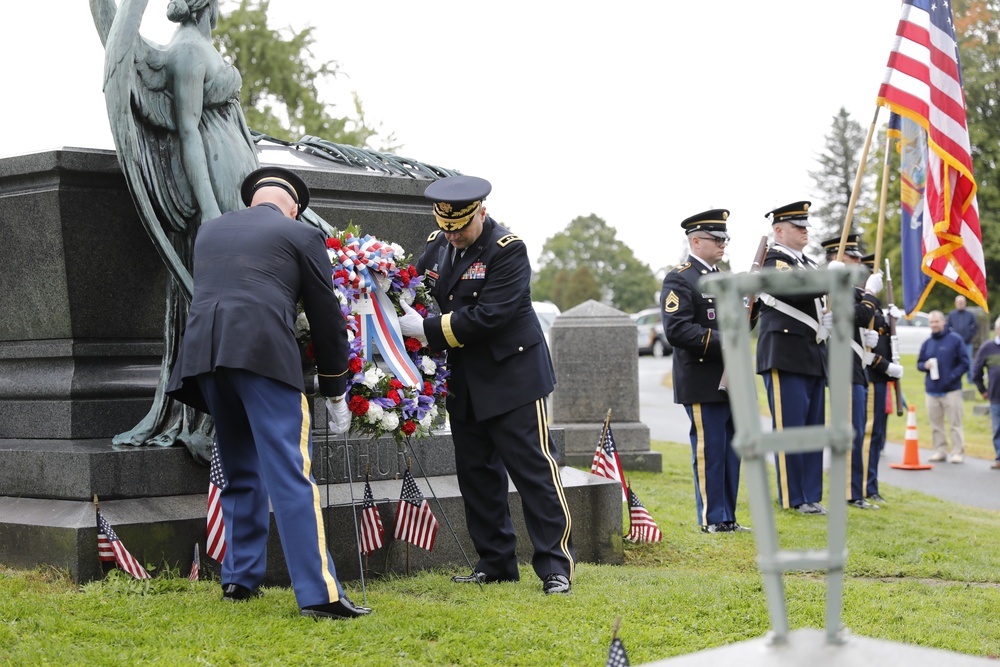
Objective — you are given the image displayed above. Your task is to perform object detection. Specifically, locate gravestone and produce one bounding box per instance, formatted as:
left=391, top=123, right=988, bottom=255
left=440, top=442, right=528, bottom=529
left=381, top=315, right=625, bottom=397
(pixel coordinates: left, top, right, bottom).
left=0, top=146, right=624, bottom=583
left=548, top=300, right=661, bottom=472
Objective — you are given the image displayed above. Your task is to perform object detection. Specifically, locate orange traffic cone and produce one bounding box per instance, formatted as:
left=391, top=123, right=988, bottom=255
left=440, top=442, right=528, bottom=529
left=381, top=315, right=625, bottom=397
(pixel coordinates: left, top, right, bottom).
left=890, top=405, right=933, bottom=470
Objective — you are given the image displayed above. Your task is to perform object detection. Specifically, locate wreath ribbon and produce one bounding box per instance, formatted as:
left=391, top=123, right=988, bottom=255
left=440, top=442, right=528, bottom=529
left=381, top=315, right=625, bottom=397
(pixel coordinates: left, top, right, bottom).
left=336, top=234, right=421, bottom=388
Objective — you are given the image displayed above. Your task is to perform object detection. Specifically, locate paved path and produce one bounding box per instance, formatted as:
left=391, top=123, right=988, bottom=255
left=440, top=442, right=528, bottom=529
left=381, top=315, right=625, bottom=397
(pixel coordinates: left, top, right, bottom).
left=638, top=356, right=1000, bottom=512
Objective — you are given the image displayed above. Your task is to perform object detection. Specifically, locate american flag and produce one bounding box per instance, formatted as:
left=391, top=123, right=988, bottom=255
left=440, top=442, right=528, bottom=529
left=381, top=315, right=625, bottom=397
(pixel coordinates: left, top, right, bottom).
left=877, top=0, right=988, bottom=311
left=96, top=509, right=151, bottom=579
left=392, top=470, right=438, bottom=551
left=625, top=485, right=662, bottom=544
left=189, top=543, right=200, bottom=581
left=359, top=477, right=385, bottom=556
left=590, top=424, right=628, bottom=501
left=605, top=637, right=630, bottom=667
left=206, top=442, right=227, bottom=563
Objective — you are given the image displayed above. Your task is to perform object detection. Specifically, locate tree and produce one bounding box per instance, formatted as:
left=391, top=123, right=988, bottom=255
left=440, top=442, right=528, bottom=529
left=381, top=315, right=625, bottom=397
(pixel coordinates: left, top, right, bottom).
left=215, top=0, right=386, bottom=147
left=533, top=214, right=659, bottom=313
left=807, top=107, right=875, bottom=252
left=549, top=266, right=602, bottom=312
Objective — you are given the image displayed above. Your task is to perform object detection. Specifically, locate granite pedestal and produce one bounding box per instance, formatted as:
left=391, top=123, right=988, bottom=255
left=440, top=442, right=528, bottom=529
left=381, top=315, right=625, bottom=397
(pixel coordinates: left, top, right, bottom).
left=548, top=300, right=661, bottom=472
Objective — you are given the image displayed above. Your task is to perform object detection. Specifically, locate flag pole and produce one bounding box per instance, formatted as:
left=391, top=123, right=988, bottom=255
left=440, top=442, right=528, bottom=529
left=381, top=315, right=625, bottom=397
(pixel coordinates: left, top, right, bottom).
left=405, top=458, right=411, bottom=576
left=599, top=409, right=611, bottom=454
left=873, top=128, right=893, bottom=274
left=341, top=429, right=367, bottom=604
left=837, top=106, right=881, bottom=261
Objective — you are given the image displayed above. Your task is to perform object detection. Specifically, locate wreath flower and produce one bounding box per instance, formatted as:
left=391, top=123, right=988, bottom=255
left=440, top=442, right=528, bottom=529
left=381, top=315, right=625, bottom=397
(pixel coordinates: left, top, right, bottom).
left=297, top=224, right=448, bottom=444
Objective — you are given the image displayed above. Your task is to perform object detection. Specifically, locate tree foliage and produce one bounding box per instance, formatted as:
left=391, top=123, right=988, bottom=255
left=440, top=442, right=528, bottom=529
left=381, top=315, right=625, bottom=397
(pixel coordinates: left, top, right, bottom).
left=549, top=266, right=602, bottom=312
left=215, top=0, right=385, bottom=147
left=532, top=214, right=659, bottom=313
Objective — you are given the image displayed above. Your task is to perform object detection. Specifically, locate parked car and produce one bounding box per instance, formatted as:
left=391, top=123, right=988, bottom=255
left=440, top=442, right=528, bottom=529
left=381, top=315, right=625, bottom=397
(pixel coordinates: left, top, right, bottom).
left=893, top=311, right=931, bottom=355
left=632, top=308, right=672, bottom=357
left=531, top=301, right=561, bottom=347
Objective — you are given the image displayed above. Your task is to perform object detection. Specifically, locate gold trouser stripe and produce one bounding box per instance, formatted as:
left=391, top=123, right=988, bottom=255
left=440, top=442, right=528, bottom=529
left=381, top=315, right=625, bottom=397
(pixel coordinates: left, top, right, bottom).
left=441, top=313, right=464, bottom=348
left=772, top=369, right=791, bottom=508
left=691, top=404, right=709, bottom=525
left=299, top=394, right=339, bottom=602
left=535, top=398, right=574, bottom=581
left=846, top=389, right=855, bottom=499
left=863, top=383, right=877, bottom=491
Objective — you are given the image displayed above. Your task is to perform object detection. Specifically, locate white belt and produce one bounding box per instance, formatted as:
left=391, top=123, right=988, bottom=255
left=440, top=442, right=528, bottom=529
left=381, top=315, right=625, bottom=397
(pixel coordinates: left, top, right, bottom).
left=760, top=293, right=829, bottom=343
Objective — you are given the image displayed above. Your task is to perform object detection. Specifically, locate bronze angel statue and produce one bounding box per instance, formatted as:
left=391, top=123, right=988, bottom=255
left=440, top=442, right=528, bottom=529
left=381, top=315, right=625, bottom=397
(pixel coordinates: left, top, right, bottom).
left=90, top=0, right=258, bottom=462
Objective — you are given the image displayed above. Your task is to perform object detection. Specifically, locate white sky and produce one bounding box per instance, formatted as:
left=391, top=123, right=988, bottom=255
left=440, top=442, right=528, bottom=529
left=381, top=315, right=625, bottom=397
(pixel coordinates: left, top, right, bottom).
left=3, top=1, right=905, bottom=276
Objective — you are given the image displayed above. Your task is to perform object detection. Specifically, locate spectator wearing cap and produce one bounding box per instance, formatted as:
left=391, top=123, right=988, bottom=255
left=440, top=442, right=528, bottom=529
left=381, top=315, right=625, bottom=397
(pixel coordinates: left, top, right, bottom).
left=756, top=201, right=829, bottom=515
left=820, top=235, right=891, bottom=510
left=859, top=253, right=905, bottom=501
left=400, top=175, right=575, bottom=595
left=167, top=167, right=371, bottom=620
left=971, top=316, right=1000, bottom=469
left=660, top=209, right=755, bottom=534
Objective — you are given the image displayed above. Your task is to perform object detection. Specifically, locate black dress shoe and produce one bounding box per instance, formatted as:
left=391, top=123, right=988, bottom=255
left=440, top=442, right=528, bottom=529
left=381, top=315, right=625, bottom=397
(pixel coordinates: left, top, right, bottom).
left=848, top=498, right=880, bottom=510
left=221, top=583, right=262, bottom=601
left=701, top=523, right=735, bottom=533
left=793, top=503, right=823, bottom=515
left=809, top=502, right=828, bottom=515
left=868, top=493, right=887, bottom=504
left=729, top=522, right=752, bottom=532
left=451, top=571, right=517, bottom=584
left=300, top=596, right=372, bottom=620
left=542, top=573, right=571, bottom=595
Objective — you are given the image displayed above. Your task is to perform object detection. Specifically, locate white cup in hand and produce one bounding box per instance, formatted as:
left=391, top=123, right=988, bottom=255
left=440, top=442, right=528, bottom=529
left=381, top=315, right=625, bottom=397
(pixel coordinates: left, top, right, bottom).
left=926, top=357, right=939, bottom=380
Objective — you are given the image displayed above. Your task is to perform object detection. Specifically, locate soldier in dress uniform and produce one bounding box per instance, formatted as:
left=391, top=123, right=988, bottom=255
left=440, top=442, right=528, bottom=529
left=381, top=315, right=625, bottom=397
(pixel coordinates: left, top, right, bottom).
left=399, top=175, right=575, bottom=595
left=756, top=201, right=829, bottom=514
left=820, top=234, right=887, bottom=510
left=860, top=252, right=905, bottom=504
left=660, top=209, right=755, bottom=533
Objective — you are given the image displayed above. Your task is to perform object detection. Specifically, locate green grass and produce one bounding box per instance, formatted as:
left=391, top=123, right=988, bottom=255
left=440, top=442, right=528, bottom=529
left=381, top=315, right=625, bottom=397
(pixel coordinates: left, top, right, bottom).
left=3, top=442, right=1000, bottom=665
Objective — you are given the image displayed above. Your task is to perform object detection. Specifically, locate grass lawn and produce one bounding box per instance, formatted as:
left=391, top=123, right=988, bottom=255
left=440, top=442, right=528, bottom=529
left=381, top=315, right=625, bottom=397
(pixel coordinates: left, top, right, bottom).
left=2, top=441, right=1000, bottom=665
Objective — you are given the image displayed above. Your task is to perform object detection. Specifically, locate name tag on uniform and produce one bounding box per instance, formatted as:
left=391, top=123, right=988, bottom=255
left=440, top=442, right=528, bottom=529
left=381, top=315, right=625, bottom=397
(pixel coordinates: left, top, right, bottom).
left=463, top=261, right=486, bottom=280
left=424, top=267, right=439, bottom=287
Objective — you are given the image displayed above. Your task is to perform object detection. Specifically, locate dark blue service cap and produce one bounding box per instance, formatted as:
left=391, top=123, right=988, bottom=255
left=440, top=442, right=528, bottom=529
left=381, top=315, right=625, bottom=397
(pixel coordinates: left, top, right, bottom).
left=820, top=232, right=863, bottom=259
left=860, top=252, right=875, bottom=267
left=766, top=201, right=811, bottom=227
left=680, top=208, right=730, bottom=239
left=424, top=175, right=492, bottom=232
left=241, top=166, right=310, bottom=211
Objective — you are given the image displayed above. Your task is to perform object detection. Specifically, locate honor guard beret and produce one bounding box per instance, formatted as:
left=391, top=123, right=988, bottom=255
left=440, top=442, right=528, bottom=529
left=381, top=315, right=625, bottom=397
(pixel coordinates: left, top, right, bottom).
left=241, top=166, right=310, bottom=211
left=680, top=208, right=730, bottom=239
left=424, top=175, right=492, bottom=233
left=860, top=252, right=875, bottom=268
left=766, top=201, right=811, bottom=227
left=820, top=232, right=863, bottom=259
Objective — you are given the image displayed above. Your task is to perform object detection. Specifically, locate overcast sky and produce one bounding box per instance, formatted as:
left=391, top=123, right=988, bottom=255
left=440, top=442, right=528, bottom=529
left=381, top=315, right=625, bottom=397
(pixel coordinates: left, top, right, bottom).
left=4, top=1, right=905, bottom=279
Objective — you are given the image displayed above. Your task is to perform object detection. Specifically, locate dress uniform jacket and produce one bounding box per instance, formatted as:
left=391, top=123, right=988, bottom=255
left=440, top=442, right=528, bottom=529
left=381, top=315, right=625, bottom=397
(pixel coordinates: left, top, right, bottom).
left=166, top=202, right=349, bottom=409
left=660, top=256, right=727, bottom=405
left=415, top=217, right=555, bottom=420
left=755, top=245, right=828, bottom=377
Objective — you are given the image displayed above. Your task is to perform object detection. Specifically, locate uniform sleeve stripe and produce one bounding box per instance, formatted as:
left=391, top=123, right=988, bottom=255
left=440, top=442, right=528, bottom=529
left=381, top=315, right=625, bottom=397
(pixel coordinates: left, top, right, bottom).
left=442, top=313, right=464, bottom=348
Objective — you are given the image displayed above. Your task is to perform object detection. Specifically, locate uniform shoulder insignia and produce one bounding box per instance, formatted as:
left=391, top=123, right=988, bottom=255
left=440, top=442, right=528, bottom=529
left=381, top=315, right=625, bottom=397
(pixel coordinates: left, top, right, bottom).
left=775, top=259, right=791, bottom=271
left=426, top=230, right=441, bottom=243
left=663, top=290, right=680, bottom=313
left=675, top=262, right=692, bottom=272
left=497, top=234, right=522, bottom=248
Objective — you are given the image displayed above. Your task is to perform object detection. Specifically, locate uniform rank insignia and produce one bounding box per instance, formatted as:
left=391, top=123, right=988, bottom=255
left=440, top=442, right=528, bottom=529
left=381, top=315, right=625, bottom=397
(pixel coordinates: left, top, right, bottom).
left=663, top=290, right=680, bottom=313
left=426, top=230, right=441, bottom=243
left=497, top=234, right=521, bottom=247
left=775, top=259, right=791, bottom=271
left=462, top=261, right=486, bottom=280
left=707, top=308, right=716, bottom=320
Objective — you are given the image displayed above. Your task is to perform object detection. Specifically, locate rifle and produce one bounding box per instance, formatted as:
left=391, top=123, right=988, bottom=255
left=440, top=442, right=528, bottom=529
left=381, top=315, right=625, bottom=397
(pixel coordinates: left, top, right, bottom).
left=719, top=235, right=769, bottom=392
left=884, top=259, right=905, bottom=416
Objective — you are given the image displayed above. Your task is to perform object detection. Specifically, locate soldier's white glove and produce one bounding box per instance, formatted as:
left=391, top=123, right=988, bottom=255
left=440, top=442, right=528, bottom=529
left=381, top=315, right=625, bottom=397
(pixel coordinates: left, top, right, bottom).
left=886, top=363, right=904, bottom=379
left=887, top=304, right=903, bottom=320
left=398, top=301, right=428, bottom=344
left=821, top=311, right=834, bottom=331
left=325, top=395, right=351, bottom=436
left=827, top=260, right=846, bottom=271
left=865, top=272, right=884, bottom=295
left=863, top=328, right=879, bottom=348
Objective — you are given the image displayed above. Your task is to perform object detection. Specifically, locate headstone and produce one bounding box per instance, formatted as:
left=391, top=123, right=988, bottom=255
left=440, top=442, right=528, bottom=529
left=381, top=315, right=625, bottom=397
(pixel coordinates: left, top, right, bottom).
left=0, top=147, right=624, bottom=583
left=548, top=300, right=661, bottom=472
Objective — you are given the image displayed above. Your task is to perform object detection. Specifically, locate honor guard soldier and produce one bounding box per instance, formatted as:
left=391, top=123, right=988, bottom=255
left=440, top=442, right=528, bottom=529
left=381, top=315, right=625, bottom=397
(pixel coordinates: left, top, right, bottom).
left=860, top=253, right=904, bottom=503
left=399, top=175, right=575, bottom=595
left=821, top=234, right=887, bottom=510
left=756, top=201, right=829, bottom=514
left=167, top=167, right=370, bottom=620
left=661, top=209, right=754, bottom=533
